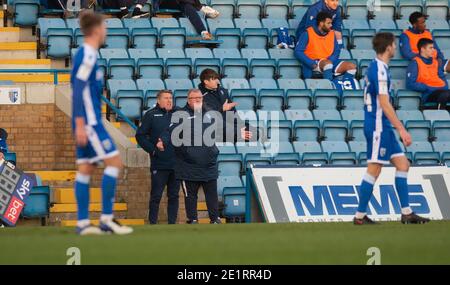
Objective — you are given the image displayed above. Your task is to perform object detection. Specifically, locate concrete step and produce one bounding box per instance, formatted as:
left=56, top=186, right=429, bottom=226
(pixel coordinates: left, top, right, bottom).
left=53, top=187, right=102, bottom=203
left=198, top=218, right=226, bottom=224
left=0, top=59, right=52, bottom=69
left=49, top=211, right=128, bottom=224
left=0, top=42, right=37, bottom=59
left=51, top=203, right=128, bottom=213
left=0, top=27, right=20, bottom=42
left=60, top=219, right=145, bottom=227
left=0, top=73, right=70, bottom=83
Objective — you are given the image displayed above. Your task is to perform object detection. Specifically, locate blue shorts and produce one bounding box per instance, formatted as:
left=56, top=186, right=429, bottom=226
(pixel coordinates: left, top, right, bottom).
left=76, top=124, right=118, bottom=164
left=365, top=128, right=404, bottom=165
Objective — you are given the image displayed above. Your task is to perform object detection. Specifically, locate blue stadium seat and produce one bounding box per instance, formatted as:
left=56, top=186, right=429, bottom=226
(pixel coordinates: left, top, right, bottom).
left=264, top=142, right=295, bottom=156
left=250, top=58, right=276, bottom=78
left=174, top=90, right=189, bottom=106
left=285, top=89, right=312, bottom=110
left=322, top=120, right=348, bottom=141
left=165, top=79, right=194, bottom=91
left=144, top=88, right=164, bottom=109
left=179, top=17, right=207, bottom=36
left=116, top=90, right=144, bottom=120
left=249, top=78, right=278, bottom=91
left=264, top=0, right=290, bottom=19
left=288, top=18, right=300, bottom=30
left=14, top=0, right=40, bottom=27
left=390, top=79, right=406, bottom=90
left=426, top=19, right=450, bottom=30
left=423, top=110, right=450, bottom=122
left=223, top=187, right=246, bottom=218
left=340, top=110, right=365, bottom=122
left=369, top=19, right=397, bottom=31
left=432, top=30, right=450, bottom=50
left=105, top=28, right=129, bottom=49
left=302, top=152, right=329, bottom=165
left=257, top=110, right=285, bottom=122
left=131, top=28, right=158, bottom=49
left=237, top=0, right=262, bottom=18
left=22, top=186, right=50, bottom=223
left=244, top=153, right=272, bottom=169
left=293, top=120, right=320, bottom=141
left=371, top=0, right=397, bottom=20
left=414, top=152, right=441, bottom=165
left=137, top=58, right=164, bottom=79
left=107, top=79, right=137, bottom=99
left=262, top=19, right=289, bottom=31
left=43, top=29, right=72, bottom=58
left=351, top=29, right=376, bottom=49
left=351, top=49, right=376, bottom=61
left=210, top=0, right=236, bottom=19
left=329, top=152, right=357, bottom=165
left=137, top=78, right=165, bottom=94
left=222, top=78, right=250, bottom=90
left=237, top=109, right=258, bottom=122
left=166, top=58, right=192, bottom=79
left=222, top=58, right=249, bottom=78
left=339, top=49, right=352, bottom=60
left=100, top=48, right=129, bottom=62
left=268, top=48, right=295, bottom=59
left=396, top=110, right=425, bottom=122
left=342, top=90, right=364, bottom=110
left=396, top=19, right=411, bottom=30
left=321, top=141, right=350, bottom=154
left=425, top=0, right=449, bottom=21
left=305, top=79, right=334, bottom=90
left=259, top=89, right=285, bottom=111
left=443, top=152, right=450, bottom=166
left=185, top=48, right=214, bottom=61
left=122, top=18, right=152, bottom=30
left=105, top=18, right=123, bottom=28
left=398, top=0, right=423, bottom=19
left=159, top=27, right=186, bottom=49
left=396, top=90, right=422, bottom=110
left=3, top=152, right=16, bottom=165
left=128, top=48, right=157, bottom=61
left=65, top=18, right=80, bottom=33
left=350, top=120, right=365, bottom=141
left=314, top=89, right=340, bottom=110
left=293, top=141, right=322, bottom=154
left=312, top=109, right=342, bottom=123
left=236, top=142, right=265, bottom=157
left=273, top=153, right=301, bottom=165
left=242, top=28, right=269, bottom=49
left=97, top=58, right=107, bottom=85
left=389, top=59, right=409, bottom=79
left=285, top=109, right=313, bottom=123
left=151, top=17, right=179, bottom=30
left=358, top=152, right=368, bottom=165
left=406, top=141, right=434, bottom=153
left=216, top=142, right=237, bottom=154
left=208, top=18, right=235, bottom=34
left=195, top=58, right=221, bottom=76
left=292, top=0, right=314, bottom=19
left=241, top=48, right=269, bottom=59
left=218, top=177, right=244, bottom=202
left=345, top=0, right=369, bottom=19
left=433, top=141, right=450, bottom=154
left=108, top=58, right=135, bottom=79
left=234, top=18, right=263, bottom=32
left=213, top=48, right=242, bottom=60
left=157, top=48, right=185, bottom=59
left=267, top=120, right=292, bottom=141
left=343, top=19, right=370, bottom=31
left=215, top=28, right=242, bottom=49
left=406, top=120, right=432, bottom=142
left=277, top=59, right=302, bottom=79
left=433, top=120, right=450, bottom=142
left=348, top=141, right=366, bottom=155
left=231, top=89, right=257, bottom=110
left=277, top=79, right=306, bottom=90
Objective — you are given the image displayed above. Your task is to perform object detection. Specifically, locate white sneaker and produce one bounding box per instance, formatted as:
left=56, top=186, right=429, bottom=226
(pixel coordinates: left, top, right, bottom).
left=99, top=219, right=133, bottom=235
left=76, top=224, right=103, bottom=236
left=201, top=6, right=220, bottom=18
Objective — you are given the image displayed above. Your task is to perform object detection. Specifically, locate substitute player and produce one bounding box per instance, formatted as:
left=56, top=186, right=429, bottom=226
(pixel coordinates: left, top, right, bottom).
left=71, top=11, right=133, bottom=235
left=354, top=32, right=430, bottom=225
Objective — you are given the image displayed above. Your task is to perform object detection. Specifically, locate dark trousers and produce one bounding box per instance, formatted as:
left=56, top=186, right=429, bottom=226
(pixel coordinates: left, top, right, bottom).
left=426, top=89, right=450, bottom=109
left=149, top=169, right=180, bottom=224
left=160, top=0, right=207, bottom=34
left=181, top=179, right=219, bottom=222
left=100, top=0, right=147, bottom=9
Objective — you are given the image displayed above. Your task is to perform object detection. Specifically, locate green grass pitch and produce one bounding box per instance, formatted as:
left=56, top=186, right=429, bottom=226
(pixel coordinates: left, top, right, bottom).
left=1, top=221, right=450, bottom=265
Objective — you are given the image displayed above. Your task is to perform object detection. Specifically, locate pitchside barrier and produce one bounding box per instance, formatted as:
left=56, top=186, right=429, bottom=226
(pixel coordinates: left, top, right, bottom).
left=245, top=165, right=450, bottom=223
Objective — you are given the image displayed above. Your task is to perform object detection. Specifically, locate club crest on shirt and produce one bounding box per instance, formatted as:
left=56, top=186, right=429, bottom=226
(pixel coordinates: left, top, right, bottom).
left=102, top=139, right=112, bottom=151
left=380, top=148, right=386, bottom=157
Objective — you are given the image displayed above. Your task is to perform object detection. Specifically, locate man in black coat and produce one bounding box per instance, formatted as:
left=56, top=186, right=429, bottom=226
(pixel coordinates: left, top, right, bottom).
left=161, top=89, right=222, bottom=224
left=135, top=90, right=180, bottom=224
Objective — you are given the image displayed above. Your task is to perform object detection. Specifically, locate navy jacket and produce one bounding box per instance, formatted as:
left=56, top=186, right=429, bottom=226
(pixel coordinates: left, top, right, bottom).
left=135, top=104, right=177, bottom=170
left=161, top=104, right=219, bottom=182
left=0, top=128, right=8, bottom=154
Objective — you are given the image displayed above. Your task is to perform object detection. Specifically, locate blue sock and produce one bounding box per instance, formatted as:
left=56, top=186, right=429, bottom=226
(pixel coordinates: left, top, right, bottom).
left=356, top=173, right=376, bottom=217
left=322, top=64, right=333, bottom=80
left=75, top=173, right=90, bottom=222
left=101, top=166, right=119, bottom=216
left=395, top=171, right=412, bottom=214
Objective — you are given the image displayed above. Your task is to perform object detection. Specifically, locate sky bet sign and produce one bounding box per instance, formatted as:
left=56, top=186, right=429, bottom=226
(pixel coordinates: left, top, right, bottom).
left=0, top=159, right=34, bottom=226
left=248, top=166, right=450, bottom=222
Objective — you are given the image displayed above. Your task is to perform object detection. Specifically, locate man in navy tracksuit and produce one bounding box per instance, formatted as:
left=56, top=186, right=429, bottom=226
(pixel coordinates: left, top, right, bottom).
left=161, top=89, right=221, bottom=224
left=135, top=90, right=180, bottom=224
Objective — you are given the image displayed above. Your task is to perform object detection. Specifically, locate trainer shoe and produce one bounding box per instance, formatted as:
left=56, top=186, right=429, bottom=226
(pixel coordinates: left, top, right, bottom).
left=201, top=31, right=213, bottom=40
left=76, top=224, right=103, bottom=236
left=186, top=219, right=198, bottom=224
left=117, top=9, right=129, bottom=19
left=99, top=218, right=133, bottom=235
left=201, top=6, right=220, bottom=18
left=353, top=215, right=378, bottom=225
left=210, top=218, right=222, bottom=224
left=131, top=8, right=150, bottom=19
left=401, top=212, right=431, bottom=224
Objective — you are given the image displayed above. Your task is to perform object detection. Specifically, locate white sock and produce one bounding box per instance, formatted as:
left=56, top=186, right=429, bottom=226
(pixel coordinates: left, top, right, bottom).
left=77, top=219, right=90, bottom=228
left=355, top=212, right=366, bottom=219
left=136, top=4, right=142, bottom=10
left=120, top=6, right=127, bottom=10
left=100, top=214, right=114, bottom=223
left=401, top=207, right=413, bottom=215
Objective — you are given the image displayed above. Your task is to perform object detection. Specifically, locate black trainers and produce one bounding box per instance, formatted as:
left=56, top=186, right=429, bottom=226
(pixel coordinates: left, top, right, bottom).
left=131, top=8, right=150, bottom=19
left=210, top=218, right=222, bottom=224
left=117, top=9, right=129, bottom=19
left=353, top=215, right=378, bottom=225
left=401, top=212, right=431, bottom=224
left=187, top=219, right=198, bottom=224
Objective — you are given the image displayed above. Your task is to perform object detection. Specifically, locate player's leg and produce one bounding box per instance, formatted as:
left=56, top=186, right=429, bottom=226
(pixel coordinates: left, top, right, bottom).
left=202, top=179, right=220, bottom=224
left=334, top=61, right=357, bottom=77
left=390, top=155, right=430, bottom=224
left=182, top=180, right=200, bottom=223
left=319, top=59, right=334, bottom=80
left=166, top=171, right=180, bottom=224
left=148, top=170, right=169, bottom=224
left=354, top=163, right=382, bottom=225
